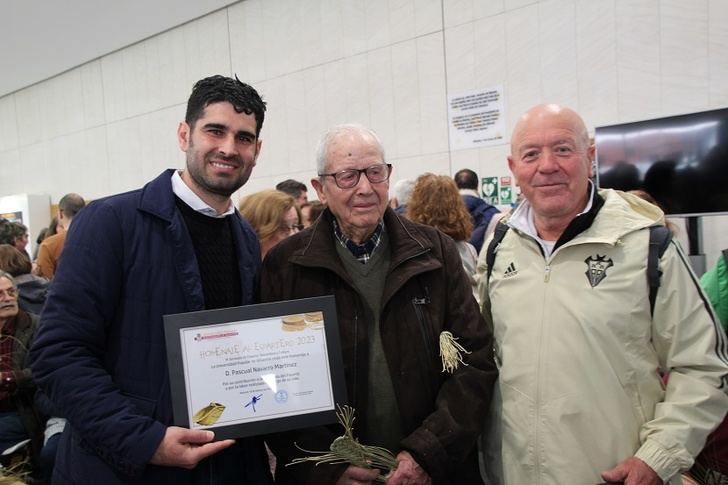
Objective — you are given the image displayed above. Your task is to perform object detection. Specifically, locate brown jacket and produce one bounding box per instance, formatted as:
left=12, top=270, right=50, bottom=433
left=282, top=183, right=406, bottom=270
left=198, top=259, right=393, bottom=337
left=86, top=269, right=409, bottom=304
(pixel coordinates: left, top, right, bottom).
left=260, top=208, right=497, bottom=484
left=35, top=231, right=66, bottom=279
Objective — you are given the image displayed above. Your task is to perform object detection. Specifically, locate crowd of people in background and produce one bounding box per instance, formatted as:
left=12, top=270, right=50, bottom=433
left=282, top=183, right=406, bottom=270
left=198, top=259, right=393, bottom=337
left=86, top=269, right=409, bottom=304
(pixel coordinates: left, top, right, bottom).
left=0, top=75, right=726, bottom=485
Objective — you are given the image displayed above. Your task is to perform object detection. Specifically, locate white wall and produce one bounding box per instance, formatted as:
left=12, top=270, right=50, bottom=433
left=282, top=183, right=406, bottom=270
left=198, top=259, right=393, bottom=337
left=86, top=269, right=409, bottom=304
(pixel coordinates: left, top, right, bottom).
left=0, top=0, right=727, bottom=265
left=0, top=0, right=240, bottom=97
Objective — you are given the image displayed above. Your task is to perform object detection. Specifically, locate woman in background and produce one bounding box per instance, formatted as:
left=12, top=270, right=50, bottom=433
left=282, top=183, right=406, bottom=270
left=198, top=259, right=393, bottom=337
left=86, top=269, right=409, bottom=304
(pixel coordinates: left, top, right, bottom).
left=239, top=189, right=302, bottom=259
left=0, top=244, right=49, bottom=314
left=407, top=174, right=478, bottom=287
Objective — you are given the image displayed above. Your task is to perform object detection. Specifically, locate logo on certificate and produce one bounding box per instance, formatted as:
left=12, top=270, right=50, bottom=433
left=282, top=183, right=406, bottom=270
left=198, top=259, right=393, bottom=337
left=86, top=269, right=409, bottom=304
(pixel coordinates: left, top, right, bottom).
left=275, top=390, right=289, bottom=404
left=193, top=330, right=240, bottom=341
left=281, top=314, right=306, bottom=332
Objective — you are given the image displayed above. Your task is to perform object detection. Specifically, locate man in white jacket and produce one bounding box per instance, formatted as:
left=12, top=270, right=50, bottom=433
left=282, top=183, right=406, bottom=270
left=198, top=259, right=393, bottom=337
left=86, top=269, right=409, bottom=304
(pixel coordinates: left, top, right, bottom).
left=477, top=104, right=728, bottom=485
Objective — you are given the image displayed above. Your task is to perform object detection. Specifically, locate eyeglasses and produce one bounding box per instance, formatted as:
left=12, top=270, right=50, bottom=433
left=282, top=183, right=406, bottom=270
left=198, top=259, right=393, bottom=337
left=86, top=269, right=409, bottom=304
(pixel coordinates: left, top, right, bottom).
left=0, top=288, right=17, bottom=299
left=319, top=163, right=392, bottom=189
left=278, top=223, right=303, bottom=234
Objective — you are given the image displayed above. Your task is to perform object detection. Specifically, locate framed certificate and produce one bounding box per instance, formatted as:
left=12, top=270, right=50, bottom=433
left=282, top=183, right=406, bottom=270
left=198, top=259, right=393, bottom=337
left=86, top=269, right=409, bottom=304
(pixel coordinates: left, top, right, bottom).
left=163, top=295, right=346, bottom=440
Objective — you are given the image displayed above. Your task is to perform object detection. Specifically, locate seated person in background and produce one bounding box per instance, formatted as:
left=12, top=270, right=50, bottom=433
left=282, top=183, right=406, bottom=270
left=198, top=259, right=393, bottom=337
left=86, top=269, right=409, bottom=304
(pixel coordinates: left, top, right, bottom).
left=239, top=189, right=302, bottom=259
left=0, top=271, right=43, bottom=462
left=0, top=245, right=50, bottom=315
left=34, top=388, right=66, bottom=485
left=406, top=173, right=478, bottom=288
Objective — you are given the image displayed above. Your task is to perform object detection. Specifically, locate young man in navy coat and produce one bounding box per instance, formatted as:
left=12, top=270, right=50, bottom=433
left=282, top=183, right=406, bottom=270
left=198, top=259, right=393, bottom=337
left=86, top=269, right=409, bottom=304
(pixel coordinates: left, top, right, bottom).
left=30, top=75, right=271, bottom=484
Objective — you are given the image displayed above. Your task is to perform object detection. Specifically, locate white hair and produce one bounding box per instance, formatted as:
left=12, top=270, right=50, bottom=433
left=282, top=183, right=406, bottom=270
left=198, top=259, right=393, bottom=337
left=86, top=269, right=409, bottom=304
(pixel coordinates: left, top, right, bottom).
left=315, top=124, right=385, bottom=175
left=392, top=179, right=415, bottom=205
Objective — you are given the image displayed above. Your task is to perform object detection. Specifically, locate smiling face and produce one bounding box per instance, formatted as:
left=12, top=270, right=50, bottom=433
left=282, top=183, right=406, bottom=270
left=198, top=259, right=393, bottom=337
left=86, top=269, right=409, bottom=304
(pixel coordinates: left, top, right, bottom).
left=508, top=105, right=594, bottom=231
left=311, top=131, right=389, bottom=244
left=178, top=101, right=262, bottom=213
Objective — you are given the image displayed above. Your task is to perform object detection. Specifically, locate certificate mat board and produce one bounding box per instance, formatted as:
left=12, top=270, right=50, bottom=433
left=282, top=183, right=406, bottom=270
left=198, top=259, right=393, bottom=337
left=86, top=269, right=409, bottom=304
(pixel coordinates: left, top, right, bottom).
left=164, top=295, right=346, bottom=440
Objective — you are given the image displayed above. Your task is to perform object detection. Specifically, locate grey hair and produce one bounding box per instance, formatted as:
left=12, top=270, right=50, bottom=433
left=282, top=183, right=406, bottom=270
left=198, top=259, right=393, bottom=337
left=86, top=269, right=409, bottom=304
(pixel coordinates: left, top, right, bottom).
left=315, top=124, right=385, bottom=175
left=0, top=270, right=16, bottom=289
left=392, top=179, right=415, bottom=205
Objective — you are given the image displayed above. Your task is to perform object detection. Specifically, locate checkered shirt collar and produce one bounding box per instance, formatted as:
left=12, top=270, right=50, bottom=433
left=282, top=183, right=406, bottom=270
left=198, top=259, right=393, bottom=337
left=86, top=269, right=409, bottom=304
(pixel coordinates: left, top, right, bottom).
left=332, top=218, right=385, bottom=264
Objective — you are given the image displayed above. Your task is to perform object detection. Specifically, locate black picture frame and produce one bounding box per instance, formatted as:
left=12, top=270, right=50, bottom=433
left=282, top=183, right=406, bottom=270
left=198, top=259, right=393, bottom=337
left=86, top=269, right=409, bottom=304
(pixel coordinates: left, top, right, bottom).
left=163, top=295, right=346, bottom=440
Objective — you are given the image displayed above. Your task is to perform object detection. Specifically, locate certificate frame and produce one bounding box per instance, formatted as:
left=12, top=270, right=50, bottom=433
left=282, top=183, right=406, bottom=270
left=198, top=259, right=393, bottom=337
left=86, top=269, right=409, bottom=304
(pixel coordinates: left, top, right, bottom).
left=163, top=295, right=346, bottom=440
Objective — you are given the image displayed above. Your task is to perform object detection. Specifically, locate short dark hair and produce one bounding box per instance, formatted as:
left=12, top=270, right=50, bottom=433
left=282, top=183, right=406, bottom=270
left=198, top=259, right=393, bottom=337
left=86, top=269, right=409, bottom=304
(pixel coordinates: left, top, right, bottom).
left=454, top=169, right=479, bottom=190
left=59, top=193, right=86, bottom=219
left=275, top=179, right=308, bottom=198
left=0, top=220, right=25, bottom=246
left=185, top=75, right=267, bottom=135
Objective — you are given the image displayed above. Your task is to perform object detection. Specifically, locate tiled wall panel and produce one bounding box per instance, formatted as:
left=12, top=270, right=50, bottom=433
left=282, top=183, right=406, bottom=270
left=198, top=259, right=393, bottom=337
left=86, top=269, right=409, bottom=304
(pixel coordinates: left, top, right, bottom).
left=0, top=0, right=726, bottom=263
left=0, top=96, right=18, bottom=153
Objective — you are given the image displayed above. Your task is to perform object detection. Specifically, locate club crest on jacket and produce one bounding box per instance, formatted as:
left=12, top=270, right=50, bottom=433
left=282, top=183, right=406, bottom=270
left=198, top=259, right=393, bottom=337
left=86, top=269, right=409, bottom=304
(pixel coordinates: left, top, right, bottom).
left=584, top=254, right=613, bottom=288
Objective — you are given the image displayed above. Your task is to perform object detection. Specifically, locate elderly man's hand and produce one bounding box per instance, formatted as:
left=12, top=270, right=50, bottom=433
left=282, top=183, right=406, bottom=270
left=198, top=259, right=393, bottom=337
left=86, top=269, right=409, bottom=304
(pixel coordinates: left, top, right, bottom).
left=601, top=456, right=662, bottom=485
left=386, top=451, right=432, bottom=485
left=335, top=465, right=380, bottom=485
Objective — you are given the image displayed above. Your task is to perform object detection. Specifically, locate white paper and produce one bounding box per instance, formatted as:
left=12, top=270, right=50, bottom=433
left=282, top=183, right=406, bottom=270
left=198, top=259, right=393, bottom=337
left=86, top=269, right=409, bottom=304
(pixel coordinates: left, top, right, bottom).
left=448, top=86, right=506, bottom=150
left=180, top=313, right=335, bottom=429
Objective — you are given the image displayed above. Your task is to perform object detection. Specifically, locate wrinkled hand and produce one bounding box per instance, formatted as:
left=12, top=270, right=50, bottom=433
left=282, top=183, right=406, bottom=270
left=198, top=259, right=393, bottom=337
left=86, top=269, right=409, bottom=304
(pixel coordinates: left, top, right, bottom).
left=387, top=451, right=432, bottom=485
left=150, top=426, right=234, bottom=469
left=335, top=465, right=381, bottom=485
left=601, top=456, right=662, bottom=485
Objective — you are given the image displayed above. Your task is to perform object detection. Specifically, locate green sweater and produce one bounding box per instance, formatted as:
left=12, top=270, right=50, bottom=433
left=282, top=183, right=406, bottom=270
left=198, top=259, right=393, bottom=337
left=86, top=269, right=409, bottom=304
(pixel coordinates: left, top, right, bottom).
left=700, top=249, right=728, bottom=330
left=335, top=233, right=403, bottom=452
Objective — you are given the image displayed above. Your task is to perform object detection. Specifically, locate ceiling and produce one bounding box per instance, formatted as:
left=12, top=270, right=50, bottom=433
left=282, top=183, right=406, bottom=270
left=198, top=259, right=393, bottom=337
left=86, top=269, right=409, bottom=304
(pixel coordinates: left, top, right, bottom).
left=0, top=0, right=239, bottom=97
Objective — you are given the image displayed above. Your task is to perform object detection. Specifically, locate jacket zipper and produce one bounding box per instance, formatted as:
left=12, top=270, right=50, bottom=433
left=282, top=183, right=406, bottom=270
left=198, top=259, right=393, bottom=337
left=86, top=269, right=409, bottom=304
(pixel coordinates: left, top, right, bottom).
left=412, top=296, right=436, bottom=363
left=352, top=309, right=358, bottom=408
left=412, top=295, right=435, bottom=399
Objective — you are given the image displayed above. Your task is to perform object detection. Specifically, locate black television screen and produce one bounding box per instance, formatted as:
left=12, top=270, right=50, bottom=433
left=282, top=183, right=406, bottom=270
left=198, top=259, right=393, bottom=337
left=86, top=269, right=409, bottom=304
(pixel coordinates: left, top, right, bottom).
left=595, top=108, right=728, bottom=216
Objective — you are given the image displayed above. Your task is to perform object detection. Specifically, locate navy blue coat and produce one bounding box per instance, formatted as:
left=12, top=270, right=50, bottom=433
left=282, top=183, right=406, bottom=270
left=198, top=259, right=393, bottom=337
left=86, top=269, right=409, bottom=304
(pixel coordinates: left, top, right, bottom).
left=29, top=170, right=263, bottom=483
left=462, top=194, right=499, bottom=253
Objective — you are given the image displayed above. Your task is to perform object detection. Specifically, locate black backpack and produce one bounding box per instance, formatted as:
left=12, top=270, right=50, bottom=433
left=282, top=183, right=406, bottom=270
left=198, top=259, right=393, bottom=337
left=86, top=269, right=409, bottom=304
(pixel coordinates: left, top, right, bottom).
left=484, top=222, right=672, bottom=317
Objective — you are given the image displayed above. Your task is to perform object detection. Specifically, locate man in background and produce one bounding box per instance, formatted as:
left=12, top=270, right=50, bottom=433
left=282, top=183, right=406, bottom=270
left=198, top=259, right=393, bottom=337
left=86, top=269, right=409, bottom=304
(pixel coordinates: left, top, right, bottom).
left=389, top=178, right=414, bottom=216
left=478, top=103, right=728, bottom=485
left=30, top=75, right=271, bottom=484
left=275, top=178, right=308, bottom=207
left=35, top=193, right=85, bottom=279
left=0, top=220, right=30, bottom=259
left=454, top=168, right=499, bottom=252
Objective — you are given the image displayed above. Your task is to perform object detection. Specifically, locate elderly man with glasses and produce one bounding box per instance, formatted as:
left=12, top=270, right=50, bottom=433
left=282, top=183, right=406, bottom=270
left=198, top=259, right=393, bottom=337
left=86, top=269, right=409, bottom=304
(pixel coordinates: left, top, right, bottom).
left=259, top=124, right=497, bottom=485
left=0, top=271, right=42, bottom=459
